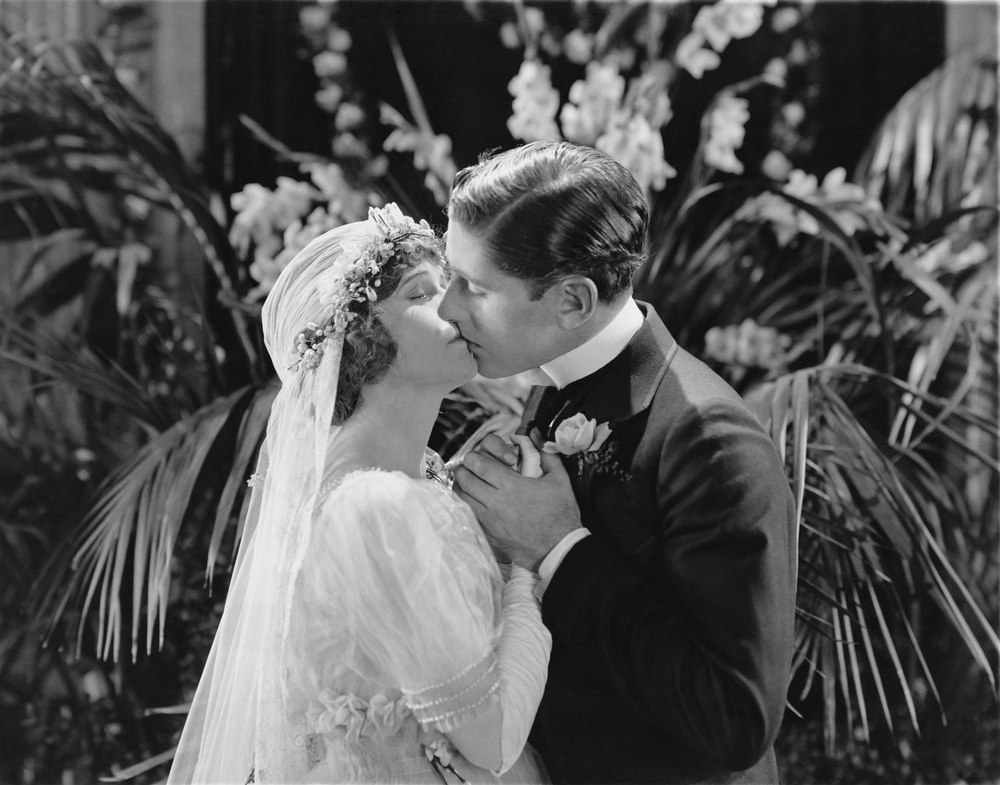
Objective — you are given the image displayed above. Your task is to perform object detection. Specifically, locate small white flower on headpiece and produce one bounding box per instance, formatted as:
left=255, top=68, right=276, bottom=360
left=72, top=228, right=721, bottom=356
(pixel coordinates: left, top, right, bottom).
left=289, top=204, right=437, bottom=372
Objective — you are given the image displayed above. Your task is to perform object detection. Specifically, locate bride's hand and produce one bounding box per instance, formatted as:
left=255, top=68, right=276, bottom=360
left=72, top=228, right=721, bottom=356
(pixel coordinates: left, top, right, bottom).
left=509, top=435, right=542, bottom=479
left=472, top=433, right=543, bottom=479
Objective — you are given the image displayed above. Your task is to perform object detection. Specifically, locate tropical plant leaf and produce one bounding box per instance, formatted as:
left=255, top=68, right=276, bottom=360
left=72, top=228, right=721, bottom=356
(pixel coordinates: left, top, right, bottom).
left=747, top=360, right=998, bottom=746
left=0, top=29, right=260, bottom=372
left=98, top=747, right=175, bottom=783
left=856, top=45, right=998, bottom=222
left=0, top=315, right=171, bottom=433
left=36, top=383, right=272, bottom=661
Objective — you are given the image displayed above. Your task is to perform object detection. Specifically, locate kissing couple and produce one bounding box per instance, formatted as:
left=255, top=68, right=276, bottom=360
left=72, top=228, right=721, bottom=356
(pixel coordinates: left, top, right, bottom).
left=168, top=141, right=797, bottom=785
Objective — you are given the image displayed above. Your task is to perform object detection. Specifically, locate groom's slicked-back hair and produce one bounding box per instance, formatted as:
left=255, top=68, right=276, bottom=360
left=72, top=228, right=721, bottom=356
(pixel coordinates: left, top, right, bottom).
left=447, top=140, right=648, bottom=302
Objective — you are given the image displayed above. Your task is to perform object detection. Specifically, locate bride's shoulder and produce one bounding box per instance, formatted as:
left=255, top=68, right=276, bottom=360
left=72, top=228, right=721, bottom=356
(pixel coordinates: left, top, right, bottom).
left=318, top=468, right=443, bottom=511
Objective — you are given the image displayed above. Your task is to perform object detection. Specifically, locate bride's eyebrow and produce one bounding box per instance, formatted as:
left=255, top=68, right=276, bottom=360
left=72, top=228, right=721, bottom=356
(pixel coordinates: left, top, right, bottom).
left=399, top=268, right=432, bottom=288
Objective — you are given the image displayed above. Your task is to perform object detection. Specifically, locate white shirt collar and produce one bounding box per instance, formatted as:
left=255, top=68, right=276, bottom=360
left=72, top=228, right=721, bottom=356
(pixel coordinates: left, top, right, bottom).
left=531, top=298, right=644, bottom=389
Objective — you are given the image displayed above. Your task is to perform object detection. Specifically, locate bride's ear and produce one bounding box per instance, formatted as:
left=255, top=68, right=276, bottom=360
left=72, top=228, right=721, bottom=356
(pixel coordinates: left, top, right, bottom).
left=550, top=275, right=599, bottom=330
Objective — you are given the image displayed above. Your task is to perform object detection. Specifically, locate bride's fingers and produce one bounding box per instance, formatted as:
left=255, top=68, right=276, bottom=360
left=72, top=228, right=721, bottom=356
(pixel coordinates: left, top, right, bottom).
left=475, top=433, right=518, bottom=467
left=510, top=435, right=542, bottom=478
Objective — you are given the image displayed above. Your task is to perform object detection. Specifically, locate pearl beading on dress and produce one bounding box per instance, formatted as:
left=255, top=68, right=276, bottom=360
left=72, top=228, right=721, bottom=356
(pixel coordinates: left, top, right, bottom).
left=405, top=660, right=498, bottom=710
left=401, top=650, right=492, bottom=695
left=415, top=681, right=501, bottom=725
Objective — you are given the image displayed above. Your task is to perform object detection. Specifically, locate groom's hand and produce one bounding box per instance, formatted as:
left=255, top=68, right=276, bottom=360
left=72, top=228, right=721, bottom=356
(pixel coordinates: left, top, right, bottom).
left=454, top=431, right=582, bottom=573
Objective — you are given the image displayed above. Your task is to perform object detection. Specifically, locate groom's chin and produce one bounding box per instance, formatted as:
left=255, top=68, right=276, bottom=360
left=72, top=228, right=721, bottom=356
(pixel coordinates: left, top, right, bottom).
left=473, top=362, right=511, bottom=380
left=467, top=350, right=528, bottom=380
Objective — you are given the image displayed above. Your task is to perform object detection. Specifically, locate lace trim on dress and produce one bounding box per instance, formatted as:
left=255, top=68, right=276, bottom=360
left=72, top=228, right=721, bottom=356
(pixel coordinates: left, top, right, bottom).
left=314, top=448, right=448, bottom=508
left=403, top=650, right=502, bottom=733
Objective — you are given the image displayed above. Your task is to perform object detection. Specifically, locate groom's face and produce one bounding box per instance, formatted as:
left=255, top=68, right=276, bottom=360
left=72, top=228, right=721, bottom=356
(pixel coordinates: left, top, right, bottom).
left=440, top=221, right=562, bottom=378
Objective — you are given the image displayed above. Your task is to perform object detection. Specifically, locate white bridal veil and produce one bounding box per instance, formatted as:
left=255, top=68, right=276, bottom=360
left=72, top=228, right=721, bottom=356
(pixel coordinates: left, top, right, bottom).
left=168, top=223, right=359, bottom=784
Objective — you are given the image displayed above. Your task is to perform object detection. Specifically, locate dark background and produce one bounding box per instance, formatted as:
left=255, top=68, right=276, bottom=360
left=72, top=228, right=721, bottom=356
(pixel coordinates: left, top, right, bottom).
left=203, top=1, right=947, bottom=219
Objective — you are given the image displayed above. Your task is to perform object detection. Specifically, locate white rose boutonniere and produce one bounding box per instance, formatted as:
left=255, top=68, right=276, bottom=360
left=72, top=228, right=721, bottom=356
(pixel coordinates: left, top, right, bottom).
left=542, top=413, right=612, bottom=456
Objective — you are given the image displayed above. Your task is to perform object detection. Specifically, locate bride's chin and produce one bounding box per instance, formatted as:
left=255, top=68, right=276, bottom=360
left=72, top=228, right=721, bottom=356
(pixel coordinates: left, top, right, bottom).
left=453, top=358, right=479, bottom=387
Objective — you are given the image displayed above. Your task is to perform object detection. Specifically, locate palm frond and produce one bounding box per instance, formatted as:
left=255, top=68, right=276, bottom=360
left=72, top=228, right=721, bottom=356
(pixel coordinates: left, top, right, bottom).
left=746, top=361, right=999, bottom=745
left=856, top=45, right=998, bottom=223
left=0, top=29, right=260, bottom=371
left=0, top=314, right=172, bottom=433
left=35, top=382, right=276, bottom=661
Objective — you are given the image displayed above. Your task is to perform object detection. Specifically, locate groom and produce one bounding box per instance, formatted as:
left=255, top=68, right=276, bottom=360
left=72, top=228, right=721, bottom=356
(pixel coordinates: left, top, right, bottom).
left=442, top=141, right=797, bottom=784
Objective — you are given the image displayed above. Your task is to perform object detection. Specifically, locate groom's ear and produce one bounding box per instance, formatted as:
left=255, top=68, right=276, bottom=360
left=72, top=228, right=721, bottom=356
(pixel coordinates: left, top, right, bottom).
left=550, top=275, right=599, bottom=330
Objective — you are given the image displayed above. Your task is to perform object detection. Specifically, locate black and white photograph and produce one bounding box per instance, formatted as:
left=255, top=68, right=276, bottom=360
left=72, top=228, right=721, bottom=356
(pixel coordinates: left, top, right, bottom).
left=0, top=1, right=997, bottom=783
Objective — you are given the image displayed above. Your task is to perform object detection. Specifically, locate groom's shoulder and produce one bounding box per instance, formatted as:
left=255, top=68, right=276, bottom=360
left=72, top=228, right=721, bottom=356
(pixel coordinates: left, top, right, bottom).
left=651, top=341, right=745, bottom=415
left=631, top=305, right=760, bottom=435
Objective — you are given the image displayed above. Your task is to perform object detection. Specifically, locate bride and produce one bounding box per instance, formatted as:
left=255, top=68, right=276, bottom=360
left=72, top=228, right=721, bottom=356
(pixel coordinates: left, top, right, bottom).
left=167, top=204, right=551, bottom=784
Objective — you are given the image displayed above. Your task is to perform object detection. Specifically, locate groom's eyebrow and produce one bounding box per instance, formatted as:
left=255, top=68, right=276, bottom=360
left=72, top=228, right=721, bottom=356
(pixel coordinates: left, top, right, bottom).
left=449, top=264, right=483, bottom=287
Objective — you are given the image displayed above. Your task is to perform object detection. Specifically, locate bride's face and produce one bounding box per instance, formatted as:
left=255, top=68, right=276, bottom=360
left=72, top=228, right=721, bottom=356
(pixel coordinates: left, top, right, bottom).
left=377, top=260, right=478, bottom=389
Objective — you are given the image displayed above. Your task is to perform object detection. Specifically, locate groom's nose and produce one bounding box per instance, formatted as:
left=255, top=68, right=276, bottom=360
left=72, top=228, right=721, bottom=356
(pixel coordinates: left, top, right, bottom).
left=437, top=282, right=462, bottom=323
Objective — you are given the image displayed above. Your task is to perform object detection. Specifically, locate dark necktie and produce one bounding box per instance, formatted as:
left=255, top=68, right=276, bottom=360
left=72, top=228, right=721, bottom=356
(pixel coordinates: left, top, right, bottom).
left=517, top=385, right=565, bottom=437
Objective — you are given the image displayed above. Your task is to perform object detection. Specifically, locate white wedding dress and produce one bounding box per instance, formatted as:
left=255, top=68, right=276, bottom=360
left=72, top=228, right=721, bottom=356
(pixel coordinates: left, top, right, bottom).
left=281, top=467, right=550, bottom=784
left=169, top=218, right=550, bottom=785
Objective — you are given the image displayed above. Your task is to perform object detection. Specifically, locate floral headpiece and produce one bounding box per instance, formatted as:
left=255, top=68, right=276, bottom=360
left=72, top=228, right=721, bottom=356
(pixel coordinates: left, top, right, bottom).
left=290, top=203, right=437, bottom=371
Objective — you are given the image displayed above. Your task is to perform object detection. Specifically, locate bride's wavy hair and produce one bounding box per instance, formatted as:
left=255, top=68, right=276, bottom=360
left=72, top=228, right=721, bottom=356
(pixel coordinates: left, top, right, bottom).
left=447, top=140, right=648, bottom=302
left=334, top=236, right=446, bottom=424
left=264, top=223, right=446, bottom=426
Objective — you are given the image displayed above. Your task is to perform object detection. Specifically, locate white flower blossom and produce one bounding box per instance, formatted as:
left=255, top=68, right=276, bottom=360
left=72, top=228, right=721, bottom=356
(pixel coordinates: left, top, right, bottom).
left=229, top=180, right=316, bottom=261
left=299, top=4, right=331, bottom=34
left=761, top=149, right=793, bottom=180
left=383, top=124, right=457, bottom=207
left=676, top=32, right=721, bottom=79
left=559, top=62, right=626, bottom=146
left=603, top=47, right=637, bottom=72
left=819, top=167, right=868, bottom=203
left=326, top=26, right=352, bottom=53
left=782, top=101, right=806, bottom=128
left=694, top=1, right=764, bottom=52
left=597, top=113, right=676, bottom=193
left=335, top=102, right=365, bottom=131
left=563, top=29, right=593, bottom=64
left=771, top=6, right=801, bottom=33
left=507, top=60, right=561, bottom=142
left=787, top=39, right=810, bottom=65
left=719, top=1, right=766, bottom=39
left=704, top=95, right=750, bottom=174
left=693, top=5, right=733, bottom=51
left=705, top=318, right=792, bottom=371
left=315, top=83, right=344, bottom=114
left=746, top=167, right=884, bottom=246
left=522, top=7, right=546, bottom=40
left=542, top=413, right=612, bottom=456
left=764, top=57, right=788, bottom=81
left=313, top=50, right=347, bottom=79
left=499, top=21, right=521, bottom=49
left=630, top=63, right=675, bottom=129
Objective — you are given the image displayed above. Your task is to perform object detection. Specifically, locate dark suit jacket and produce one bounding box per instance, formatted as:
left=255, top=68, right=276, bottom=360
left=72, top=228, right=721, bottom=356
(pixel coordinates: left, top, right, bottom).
left=526, top=304, right=797, bottom=785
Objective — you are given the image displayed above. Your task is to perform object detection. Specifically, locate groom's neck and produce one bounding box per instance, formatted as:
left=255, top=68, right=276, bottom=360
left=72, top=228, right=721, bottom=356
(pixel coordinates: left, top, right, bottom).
left=551, top=294, right=629, bottom=360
